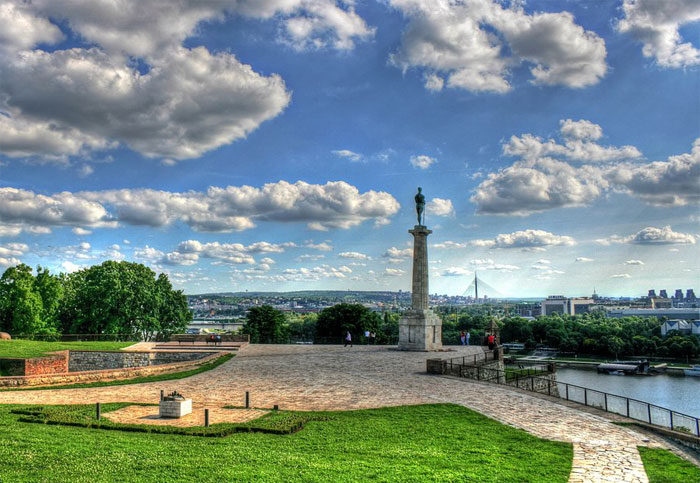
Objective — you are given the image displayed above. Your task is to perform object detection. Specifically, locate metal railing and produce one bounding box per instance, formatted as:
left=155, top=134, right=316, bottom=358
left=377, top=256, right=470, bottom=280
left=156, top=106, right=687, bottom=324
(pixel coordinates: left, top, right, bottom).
left=440, top=356, right=700, bottom=437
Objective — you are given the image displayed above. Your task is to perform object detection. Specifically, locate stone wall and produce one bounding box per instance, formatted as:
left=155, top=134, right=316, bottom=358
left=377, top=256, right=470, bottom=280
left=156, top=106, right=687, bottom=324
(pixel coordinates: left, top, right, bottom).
left=24, top=351, right=69, bottom=375
left=68, top=351, right=208, bottom=372
left=0, top=358, right=25, bottom=376
left=0, top=351, right=223, bottom=388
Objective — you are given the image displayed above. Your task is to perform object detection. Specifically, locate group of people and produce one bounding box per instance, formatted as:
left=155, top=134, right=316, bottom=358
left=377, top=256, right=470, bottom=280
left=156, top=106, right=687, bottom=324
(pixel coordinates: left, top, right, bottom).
left=459, top=331, right=471, bottom=346
left=208, top=334, right=222, bottom=345
left=343, top=330, right=377, bottom=347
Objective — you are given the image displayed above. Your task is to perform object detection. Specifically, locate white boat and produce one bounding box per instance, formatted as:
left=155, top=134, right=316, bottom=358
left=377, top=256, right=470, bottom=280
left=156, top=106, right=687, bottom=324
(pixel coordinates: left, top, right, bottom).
left=683, top=365, right=700, bottom=377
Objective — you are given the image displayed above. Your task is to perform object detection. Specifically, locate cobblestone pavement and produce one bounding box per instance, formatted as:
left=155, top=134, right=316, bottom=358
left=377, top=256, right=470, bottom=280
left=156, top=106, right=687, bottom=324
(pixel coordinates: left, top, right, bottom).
left=0, top=344, right=686, bottom=482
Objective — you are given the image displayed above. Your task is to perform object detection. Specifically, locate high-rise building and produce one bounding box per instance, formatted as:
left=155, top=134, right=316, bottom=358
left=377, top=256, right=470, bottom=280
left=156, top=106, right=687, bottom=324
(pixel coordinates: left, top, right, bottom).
left=648, top=289, right=657, bottom=298
left=687, top=289, right=696, bottom=301
left=659, top=289, right=668, bottom=298
left=674, top=289, right=684, bottom=300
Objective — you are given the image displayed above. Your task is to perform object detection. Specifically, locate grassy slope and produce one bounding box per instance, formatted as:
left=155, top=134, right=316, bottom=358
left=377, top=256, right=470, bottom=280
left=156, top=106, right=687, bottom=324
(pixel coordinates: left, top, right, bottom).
left=0, top=353, right=235, bottom=391
left=0, top=404, right=572, bottom=482
left=0, top=340, right=134, bottom=359
left=638, top=447, right=700, bottom=483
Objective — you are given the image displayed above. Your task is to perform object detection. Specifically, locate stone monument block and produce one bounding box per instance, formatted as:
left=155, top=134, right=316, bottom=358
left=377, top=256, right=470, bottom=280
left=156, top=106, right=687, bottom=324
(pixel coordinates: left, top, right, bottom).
left=159, top=391, right=192, bottom=418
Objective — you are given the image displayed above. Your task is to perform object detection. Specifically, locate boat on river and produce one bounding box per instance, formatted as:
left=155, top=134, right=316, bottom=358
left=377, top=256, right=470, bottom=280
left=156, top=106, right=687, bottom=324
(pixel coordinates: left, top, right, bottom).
left=683, top=365, right=700, bottom=377
left=597, top=360, right=650, bottom=375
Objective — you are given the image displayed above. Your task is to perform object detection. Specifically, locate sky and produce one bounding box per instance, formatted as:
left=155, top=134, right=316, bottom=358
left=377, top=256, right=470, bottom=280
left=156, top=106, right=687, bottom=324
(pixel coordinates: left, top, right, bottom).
left=0, top=0, right=698, bottom=297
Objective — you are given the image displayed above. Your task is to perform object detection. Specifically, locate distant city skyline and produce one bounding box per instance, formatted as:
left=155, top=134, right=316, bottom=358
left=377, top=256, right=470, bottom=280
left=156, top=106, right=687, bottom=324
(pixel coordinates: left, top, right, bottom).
left=0, top=1, right=698, bottom=297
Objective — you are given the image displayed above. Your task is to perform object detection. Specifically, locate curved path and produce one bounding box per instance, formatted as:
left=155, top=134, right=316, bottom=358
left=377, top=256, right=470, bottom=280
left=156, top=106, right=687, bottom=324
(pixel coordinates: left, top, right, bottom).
left=0, top=344, right=684, bottom=482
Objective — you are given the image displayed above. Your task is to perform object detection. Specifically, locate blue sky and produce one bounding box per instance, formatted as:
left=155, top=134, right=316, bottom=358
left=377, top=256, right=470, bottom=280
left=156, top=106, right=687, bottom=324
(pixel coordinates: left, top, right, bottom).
left=0, top=0, right=698, bottom=297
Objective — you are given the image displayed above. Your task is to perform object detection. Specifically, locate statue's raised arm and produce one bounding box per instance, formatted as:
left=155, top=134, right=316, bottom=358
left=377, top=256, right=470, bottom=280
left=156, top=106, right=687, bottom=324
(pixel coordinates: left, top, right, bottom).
left=414, top=187, right=425, bottom=226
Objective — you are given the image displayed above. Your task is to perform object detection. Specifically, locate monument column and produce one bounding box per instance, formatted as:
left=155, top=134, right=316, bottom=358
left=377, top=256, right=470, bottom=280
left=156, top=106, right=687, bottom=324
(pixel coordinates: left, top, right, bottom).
left=398, top=189, right=442, bottom=351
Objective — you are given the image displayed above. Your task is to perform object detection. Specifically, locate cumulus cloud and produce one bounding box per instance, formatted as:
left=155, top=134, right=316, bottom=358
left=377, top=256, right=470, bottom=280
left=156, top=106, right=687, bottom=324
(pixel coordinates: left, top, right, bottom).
left=575, top=257, right=594, bottom=262
left=72, top=227, right=92, bottom=236
left=410, top=155, right=437, bottom=170
left=626, top=226, right=696, bottom=245
left=470, top=258, right=520, bottom=272
left=383, top=247, right=412, bottom=259
left=0, top=1, right=375, bottom=163
left=427, top=198, right=455, bottom=217
left=338, top=251, right=370, bottom=260
left=383, top=268, right=405, bottom=277
left=8, top=180, right=398, bottom=233
left=503, top=120, right=642, bottom=163
left=0, top=242, right=28, bottom=268
left=471, top=124, right=699, bottom=216
left=432, top=241, right=467, bottom=249
left=611, top=273, right=632, bottom=279
left=618, top=0, right=700, bottom=68
left=389, top=0, right=606, bottom=93
left=625, top=259, right=645, bottom=265
left=440, top=267, right=471, bottom=277
left=470, top=229, right=575, bottom=249
left=332, top=149, right=364, bottom=162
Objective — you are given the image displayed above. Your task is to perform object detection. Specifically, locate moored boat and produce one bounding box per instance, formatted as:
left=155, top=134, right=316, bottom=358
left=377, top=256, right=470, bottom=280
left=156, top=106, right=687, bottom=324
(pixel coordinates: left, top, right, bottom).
left=683, top=365, right=700, bottom=377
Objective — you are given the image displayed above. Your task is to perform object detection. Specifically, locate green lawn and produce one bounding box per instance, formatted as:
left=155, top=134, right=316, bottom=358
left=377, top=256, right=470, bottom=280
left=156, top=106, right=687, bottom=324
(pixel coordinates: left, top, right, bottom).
left=0, top=403, right=573, bottom=482
left=0, top=340, right=134, bottom=359
left=1, top=353, right=234, bottom=391
left=638, top=447, right=700, bottom=483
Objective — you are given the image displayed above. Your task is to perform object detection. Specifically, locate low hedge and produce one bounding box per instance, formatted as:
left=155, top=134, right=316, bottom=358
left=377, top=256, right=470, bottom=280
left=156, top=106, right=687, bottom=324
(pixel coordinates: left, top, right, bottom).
left=12, top=402, right=328, bottom=437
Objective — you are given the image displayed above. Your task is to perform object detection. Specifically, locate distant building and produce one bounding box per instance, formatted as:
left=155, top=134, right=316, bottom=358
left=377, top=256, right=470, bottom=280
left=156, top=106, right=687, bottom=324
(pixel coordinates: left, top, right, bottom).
left=687, top=289, right=696, bottom=301
left=674, top=289, right=684, bottom=300
left=661, top=319, right=691, bottom=336
left=648, top=289, right=657, bottom=298
left=542, top=296, right=594, bottom=316
left=659, top=289, right=668, bottom=299
left=650, top=298, right=672, bottom=309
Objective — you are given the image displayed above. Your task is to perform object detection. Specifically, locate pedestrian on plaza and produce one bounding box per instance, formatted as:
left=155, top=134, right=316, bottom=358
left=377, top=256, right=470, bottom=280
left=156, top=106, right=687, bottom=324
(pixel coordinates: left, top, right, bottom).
left=466, top=331, right=470, bottom=346
left=487, top=334, right=495, bottom=350
left=216, top=334, right=222, bottom=346
left=364, top=330, right=370, bottom=344
left=370, top=331, right=376, bottom=344
left=460, top=331, right=466, bottom=346
left=344, top=331, right=353, bottom=348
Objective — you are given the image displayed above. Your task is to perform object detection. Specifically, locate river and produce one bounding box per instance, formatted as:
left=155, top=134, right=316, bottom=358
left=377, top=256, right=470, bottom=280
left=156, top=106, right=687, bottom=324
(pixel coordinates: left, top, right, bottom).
left=555, top=367, right=700, bottom=419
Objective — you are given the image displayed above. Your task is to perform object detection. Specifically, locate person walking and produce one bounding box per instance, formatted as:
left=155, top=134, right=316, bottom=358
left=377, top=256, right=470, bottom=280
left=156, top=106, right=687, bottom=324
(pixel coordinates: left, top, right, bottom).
left=364, top=330, right=370, bottom=344
left=370, top=331, right=376, bottom=344
left=460, top=331, right=466, bottom=346
left=344, top=331, right=353, bottom=348
left=466, top=331, right=470, bottom=346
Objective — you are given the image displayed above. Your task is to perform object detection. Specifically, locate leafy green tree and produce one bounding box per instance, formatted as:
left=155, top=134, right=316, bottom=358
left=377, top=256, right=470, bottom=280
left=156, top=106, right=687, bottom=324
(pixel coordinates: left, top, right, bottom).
left=243, top=305, right=287, bottom=343
left=0, top=264, right=47, bottom=335
left=315, top=303, right=380, bottom=342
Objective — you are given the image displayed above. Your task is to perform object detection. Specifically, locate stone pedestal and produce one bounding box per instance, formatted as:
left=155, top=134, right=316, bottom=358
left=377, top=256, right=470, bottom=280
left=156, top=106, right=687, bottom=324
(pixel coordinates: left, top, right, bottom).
left=398, top=225, right=442, bottom=351
left=159, top=398, right=192, bottom=418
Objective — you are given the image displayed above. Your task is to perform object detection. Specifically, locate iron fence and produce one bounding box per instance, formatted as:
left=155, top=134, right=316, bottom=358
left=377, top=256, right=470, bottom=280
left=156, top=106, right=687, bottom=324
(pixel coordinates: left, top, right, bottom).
left=440, top=355, right=700, bottom=437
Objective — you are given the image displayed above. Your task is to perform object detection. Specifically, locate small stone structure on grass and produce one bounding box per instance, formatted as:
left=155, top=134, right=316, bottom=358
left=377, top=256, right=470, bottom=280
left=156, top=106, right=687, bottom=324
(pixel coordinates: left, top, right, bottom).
left=159, top=391, right=192, bottom=418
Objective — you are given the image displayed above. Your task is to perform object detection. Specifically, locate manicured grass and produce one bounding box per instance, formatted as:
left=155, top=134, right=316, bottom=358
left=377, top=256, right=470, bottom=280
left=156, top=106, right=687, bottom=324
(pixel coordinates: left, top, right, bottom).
left=1, top=353, right=235, bottom=391
left=0, top=340, right=134, bottom=359
left=638, top=447, right=700, bottom=483
left=0, top=403, right=573, bottom=482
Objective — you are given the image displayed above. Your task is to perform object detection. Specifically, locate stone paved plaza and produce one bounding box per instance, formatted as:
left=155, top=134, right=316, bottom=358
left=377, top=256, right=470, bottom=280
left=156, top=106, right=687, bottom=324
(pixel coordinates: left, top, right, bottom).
left=0, top=344, right=693, bottom=482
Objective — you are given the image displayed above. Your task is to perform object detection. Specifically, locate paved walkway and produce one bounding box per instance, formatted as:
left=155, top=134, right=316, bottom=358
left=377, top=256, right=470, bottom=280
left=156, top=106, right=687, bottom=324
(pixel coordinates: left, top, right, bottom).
left=0, top=344, right=687, bottom=482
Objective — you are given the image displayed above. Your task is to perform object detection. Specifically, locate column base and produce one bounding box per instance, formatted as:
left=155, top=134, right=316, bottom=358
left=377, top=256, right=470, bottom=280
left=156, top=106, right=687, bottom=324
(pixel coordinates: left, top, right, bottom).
left=398, top=309, right=442, bottom=351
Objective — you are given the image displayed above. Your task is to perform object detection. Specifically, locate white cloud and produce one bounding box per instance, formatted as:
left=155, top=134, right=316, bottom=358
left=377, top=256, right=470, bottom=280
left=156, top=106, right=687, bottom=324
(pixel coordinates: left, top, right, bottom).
left=432, top=241, right=467, bottom=249
left=72, top=227, right=92, bottom=235
left=332, top=149, right=363, bottom=162
left=383, top=247, right=412, bottom=259
left=0, top=243, right=28, bottom=260
left=608, top=138, right=700, bottom=206
left=426, top=198, right=454, bottom=217
left=259, top=257, right=275, bottom=264
left=503, top=120, right=642, bottom=163
left=297, top=254, right=325, bottom=262
left=338, top=251, right=370, bottom=260
left=383, top=268, right=405, bottom=277
left=575, top=257, right=594, bottom=262
left=470, top=229, right=575, bottom=249
left=611, top=273, right=632, bottom=279
left=625, top=260, right=645, bottom=265
left=618, top=0, right=700, bottom=68
left=469, top=258, right=520, bottom=272
left=60, top=261, right=83, bottom=273
left=410, top=155, right=437, bottom=170
left=389, top=0, right=606, bottom=93
left=626, top=226, right=696, bottom=245
left=472, top=125, right=700, bottom=216
left=440, top=267, right=471, bottom=277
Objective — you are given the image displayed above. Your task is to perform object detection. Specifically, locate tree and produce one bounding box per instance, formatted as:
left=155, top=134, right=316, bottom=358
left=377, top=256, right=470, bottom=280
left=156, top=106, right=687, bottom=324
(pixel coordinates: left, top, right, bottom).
left=0, top=264, right=47, bottom=335
left=315, top=303, right=381, bottom=342
left=243, top=305, right=287, bottom=343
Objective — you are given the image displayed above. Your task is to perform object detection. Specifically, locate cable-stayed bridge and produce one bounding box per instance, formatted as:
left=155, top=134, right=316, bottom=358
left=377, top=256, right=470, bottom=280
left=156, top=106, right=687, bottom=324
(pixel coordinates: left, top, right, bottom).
left=461, top=273, right=505, bottom=300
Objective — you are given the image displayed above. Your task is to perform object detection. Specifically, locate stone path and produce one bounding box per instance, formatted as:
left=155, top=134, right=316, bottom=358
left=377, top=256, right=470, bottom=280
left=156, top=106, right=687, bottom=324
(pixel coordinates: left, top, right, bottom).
left=0, top=344, right=688, bottom=482
left=104, top=405, right=267, bottom=427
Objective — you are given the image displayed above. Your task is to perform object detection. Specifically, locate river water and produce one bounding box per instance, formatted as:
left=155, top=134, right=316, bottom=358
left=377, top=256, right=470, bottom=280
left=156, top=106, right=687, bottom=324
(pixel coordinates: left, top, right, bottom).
left=555, top=367, right=700, bottom=419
